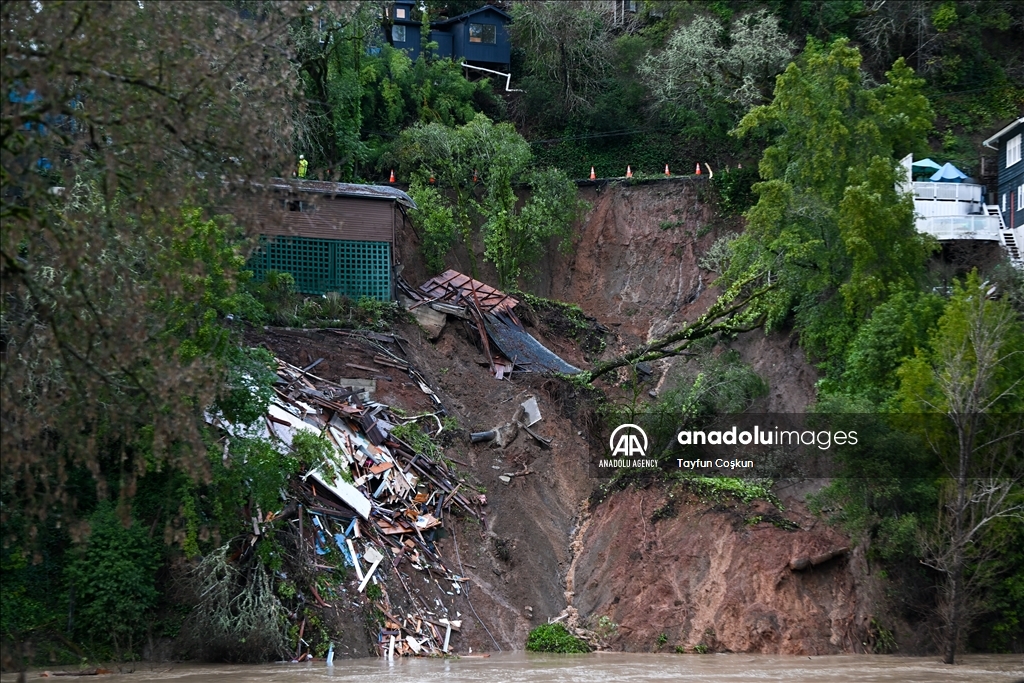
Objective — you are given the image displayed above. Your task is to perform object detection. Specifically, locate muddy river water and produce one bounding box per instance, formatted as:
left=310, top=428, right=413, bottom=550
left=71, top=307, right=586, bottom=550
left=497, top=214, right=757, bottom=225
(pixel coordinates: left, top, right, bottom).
left=12, top=653, right=1024, bottom=683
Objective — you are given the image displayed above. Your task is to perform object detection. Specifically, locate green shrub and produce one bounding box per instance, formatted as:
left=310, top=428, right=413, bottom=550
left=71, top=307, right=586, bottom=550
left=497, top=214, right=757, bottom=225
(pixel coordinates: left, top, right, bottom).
left=525, top=623, right=591, bottom=653
left=65, top=503, right=160, bottom=660
left=710, top=165, right=759, bottom=216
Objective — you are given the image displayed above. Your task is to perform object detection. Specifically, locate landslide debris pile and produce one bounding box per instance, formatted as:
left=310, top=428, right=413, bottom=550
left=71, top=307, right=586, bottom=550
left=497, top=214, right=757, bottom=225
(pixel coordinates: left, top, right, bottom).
left=206, top=346, right=485, bottom=659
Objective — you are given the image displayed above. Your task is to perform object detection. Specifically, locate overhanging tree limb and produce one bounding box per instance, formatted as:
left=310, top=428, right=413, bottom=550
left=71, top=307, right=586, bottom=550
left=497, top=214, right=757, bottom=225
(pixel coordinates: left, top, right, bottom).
left=586, top=277, right=776, bottom=382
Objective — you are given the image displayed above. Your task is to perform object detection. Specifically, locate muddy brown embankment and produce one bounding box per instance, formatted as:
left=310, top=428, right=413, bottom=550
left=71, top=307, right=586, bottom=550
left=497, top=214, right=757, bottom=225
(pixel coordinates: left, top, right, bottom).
left=394, top=178, right=887, bottom=655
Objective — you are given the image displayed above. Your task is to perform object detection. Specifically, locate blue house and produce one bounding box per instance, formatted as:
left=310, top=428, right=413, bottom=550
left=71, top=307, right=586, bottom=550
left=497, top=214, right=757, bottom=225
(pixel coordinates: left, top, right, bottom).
left=389, top=0, right=423, bottom=60
left=387, top=1, right=512, bottom=69
left=983, top=117, right=1024, bottom=236
left=430, top=5, right=512, bottom=68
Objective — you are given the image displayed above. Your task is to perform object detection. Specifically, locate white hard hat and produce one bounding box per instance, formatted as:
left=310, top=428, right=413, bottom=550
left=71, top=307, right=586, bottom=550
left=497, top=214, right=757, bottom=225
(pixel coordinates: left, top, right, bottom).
left=299, top=154, right=305, bottom=159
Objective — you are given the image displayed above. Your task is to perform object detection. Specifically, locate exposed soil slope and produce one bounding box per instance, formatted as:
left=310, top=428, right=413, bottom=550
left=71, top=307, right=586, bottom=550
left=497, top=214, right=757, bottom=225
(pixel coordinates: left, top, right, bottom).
left=253, top=178, right=883, bottom=657
left=573, top=487, right=873, bottom=654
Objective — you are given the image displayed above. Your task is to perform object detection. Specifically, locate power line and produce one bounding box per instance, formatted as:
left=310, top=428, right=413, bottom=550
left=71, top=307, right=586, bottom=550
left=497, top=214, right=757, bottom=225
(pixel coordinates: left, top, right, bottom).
left=528, top=127, right=676, bottom=145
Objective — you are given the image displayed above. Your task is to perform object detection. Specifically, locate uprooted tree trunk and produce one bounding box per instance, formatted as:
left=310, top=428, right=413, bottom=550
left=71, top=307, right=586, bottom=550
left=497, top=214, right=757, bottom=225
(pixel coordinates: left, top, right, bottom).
left=585, top=279, right=775, bottom=383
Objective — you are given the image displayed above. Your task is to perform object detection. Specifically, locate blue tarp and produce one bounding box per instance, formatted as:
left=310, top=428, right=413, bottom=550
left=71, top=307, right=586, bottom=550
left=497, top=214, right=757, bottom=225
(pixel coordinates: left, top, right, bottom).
left=912, top=158, right=941, bottom=171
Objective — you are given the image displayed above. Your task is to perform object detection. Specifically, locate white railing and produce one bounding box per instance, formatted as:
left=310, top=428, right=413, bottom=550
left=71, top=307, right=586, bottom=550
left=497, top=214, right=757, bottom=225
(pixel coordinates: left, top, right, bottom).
left=916, top=215, right=1002, bottom=241
left=912, top=182, right=984, bottom=202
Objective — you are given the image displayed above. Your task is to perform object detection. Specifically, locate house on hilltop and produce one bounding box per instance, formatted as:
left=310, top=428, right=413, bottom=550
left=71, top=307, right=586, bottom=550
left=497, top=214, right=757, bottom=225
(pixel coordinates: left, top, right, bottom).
left=982, top=117, right=1023, bottom=240
left=387, top=1, right=512, bottom=70
left=249, top=179, right=417, bottom=301
left=901, top=142, right=1022, bottom=267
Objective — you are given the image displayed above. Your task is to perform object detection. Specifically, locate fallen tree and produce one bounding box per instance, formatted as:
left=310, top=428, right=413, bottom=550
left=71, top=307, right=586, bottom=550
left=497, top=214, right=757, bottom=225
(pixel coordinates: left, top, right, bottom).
left=583, top=275, right=776, bottom=383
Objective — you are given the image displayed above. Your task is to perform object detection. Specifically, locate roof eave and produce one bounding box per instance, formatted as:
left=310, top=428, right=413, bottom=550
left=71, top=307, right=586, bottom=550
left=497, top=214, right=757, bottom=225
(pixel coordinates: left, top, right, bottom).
left=431, top=5, right=511, bottom=27
left=982, top=117, right=1024, bottom=149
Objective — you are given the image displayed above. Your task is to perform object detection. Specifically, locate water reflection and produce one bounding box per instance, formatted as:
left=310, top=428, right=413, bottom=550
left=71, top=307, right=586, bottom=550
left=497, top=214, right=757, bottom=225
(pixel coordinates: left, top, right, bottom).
left=9, top=653, right=1024, bottom=683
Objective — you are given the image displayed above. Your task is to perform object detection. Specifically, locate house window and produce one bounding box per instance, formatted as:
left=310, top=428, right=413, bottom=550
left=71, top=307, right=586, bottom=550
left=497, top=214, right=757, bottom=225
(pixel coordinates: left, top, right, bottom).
left=626, top=0, right=637, bottom=11
left=392, top=24, right=406, bottom=42
left=395, top=7, right=406, bottom=19
left=1002, top=193, right=1007, bottom=213
left=281, top=199, right=315, bottom=213
left=1008, top=133, right=1022, bottom=166
left=469, top=23, right=496, bottom=44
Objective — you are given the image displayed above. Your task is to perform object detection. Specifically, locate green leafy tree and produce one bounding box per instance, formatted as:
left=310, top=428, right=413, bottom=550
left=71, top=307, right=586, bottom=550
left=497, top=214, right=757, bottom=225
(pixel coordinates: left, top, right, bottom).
left=832, top=288, right=946, bottom=405
left=510, top=1, right=626, bottom=122
left=639, top=10, right=794, bottom=116
left=65, top=503, right=159, bottom=659
left=399, top=114, right=583, bottom=287
left=483, top=167, right=582, bottom=288
left=407, top=182, right=457, bottom=273
left=292, top=4, right=495, bottom=180
left=1, top=0, right=299, bottom=533
left=723, top=39, right=935, bottom=372
left=896, top=272, right=1024, bottom=664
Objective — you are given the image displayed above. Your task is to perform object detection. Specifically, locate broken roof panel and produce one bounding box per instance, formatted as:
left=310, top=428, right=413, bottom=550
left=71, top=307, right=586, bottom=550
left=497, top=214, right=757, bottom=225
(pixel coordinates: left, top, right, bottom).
left=484, top=313, right=581, bottom=375
left=265, top=178, right=417, bottom=209
left=418, top=269, right=519, bottom=316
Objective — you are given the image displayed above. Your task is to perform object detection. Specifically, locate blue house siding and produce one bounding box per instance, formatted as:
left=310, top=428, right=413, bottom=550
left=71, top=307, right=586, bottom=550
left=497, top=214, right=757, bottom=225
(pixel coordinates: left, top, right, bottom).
left=391, top=22, right=421, bottom=60
left=390, top=0, right=421, bottom=59
left=431, top=31, right=453, bottom=60
left=435, top=7, right=511, bottom=66
left=990, top=120, right=1024, bottom=230
left=385, top=3, right=511, bottom=67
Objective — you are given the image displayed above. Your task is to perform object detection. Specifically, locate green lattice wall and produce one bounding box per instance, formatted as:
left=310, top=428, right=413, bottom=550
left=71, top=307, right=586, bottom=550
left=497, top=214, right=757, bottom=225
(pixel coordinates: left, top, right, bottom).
left=248, top=236, right=392, bottom=300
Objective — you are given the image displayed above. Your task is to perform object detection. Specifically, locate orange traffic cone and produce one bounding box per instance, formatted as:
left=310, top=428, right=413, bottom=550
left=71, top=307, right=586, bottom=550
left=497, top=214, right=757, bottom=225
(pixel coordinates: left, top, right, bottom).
left=429, top=174, right=435, bottom=184
left=473, top=169, right=478, bottom=182
left=695, top=163, right=701, bottom=175
left=626, top=165, right=632, bottom=178
left=389, top=169, right=396, bottom=183
left=664, top=164, right=671, bottom=176
left=590, top=166, right=596, bottom=180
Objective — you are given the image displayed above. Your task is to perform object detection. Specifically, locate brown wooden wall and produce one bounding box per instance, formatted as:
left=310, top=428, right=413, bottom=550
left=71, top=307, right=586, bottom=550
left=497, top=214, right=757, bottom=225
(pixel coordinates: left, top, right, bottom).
left=255, top=193, right=396, bottom=243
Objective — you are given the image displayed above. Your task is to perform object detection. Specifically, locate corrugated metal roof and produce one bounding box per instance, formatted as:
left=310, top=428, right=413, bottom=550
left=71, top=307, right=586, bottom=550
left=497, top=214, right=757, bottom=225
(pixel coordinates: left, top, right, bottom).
left=484, top=312, right=580, bottom=375
left=266, top=178, right=417, bottom=209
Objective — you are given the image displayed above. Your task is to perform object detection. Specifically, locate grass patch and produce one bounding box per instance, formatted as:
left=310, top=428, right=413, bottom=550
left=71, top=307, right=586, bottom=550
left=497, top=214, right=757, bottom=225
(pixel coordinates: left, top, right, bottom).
left=682, top=476, right=778, bottom=506
left=525, top=623, right=591, bottom=653
left=514, top=291, right=606, bottom=356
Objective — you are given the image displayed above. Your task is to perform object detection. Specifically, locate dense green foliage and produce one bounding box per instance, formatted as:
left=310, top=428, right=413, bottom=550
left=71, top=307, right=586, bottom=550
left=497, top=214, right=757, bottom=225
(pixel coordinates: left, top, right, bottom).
left=291, top=4, right=500, bottom=180
left=64, top=504, right=160, bottom=660
left=525, top=623, right=591, bottom=653
left=722, top=40, right=935, bottom=374
left=813, top=274, right=1024, bottom=656
left=399, top=114, right=584, bottom=286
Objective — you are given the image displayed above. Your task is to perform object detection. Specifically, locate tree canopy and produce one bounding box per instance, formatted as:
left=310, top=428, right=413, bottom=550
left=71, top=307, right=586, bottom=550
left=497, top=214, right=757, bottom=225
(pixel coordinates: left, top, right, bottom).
left=722, top=39, right=935, bottom=371
left=398, top=114, right=583, bottom=288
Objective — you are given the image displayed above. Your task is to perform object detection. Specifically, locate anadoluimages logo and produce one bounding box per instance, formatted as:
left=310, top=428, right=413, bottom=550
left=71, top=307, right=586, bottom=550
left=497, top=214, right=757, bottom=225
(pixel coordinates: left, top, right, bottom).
left=609, top=424, right=648, bottom=457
